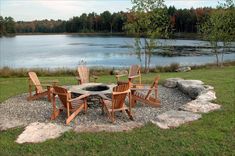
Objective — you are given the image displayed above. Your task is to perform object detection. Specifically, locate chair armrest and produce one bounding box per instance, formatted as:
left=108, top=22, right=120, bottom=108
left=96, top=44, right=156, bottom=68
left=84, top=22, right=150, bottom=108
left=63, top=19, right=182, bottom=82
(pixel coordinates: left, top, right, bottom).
left=113, top=89, right=130, bottom=95
left=131, top=84, right=157, bottom=91
left=99, top=94, right=112, bottom=101
left=131, top=88, right=156, bottom=91
left=68, top=94, right=90, bottom=102
left=131, top=84, right=144, bottom=89
left=128, top=75, right=140, bottom=79
left=115, top=74, right=128, bottom=81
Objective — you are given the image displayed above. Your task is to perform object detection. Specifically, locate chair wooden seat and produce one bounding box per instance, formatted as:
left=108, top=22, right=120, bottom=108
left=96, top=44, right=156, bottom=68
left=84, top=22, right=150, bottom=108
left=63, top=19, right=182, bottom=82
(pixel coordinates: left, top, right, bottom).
left=131, top=76, right=160, bottom=107
left=51, top=86, right=89, bottom=125
left=57, top=99, right=84, bottom=112
left=27, top=72, right=58, bottom=101
left=102, top=100, right=129, bottom=112
left=70, top=99, right=84, bottom=109
left=59, top=100, right=84, bottom=113
left=100, top=83, right=133, bottom=123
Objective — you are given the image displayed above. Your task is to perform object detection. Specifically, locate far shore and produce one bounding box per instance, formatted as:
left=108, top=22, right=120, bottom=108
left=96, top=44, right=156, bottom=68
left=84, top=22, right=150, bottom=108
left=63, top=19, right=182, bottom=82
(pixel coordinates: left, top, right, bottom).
left=2, top=32, right=203, bottom=40
left=15, top=32, right=127, bottom=36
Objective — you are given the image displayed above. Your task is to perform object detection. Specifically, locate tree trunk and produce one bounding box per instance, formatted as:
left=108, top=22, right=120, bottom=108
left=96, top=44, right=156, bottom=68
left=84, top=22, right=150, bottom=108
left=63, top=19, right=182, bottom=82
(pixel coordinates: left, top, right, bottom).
left=214, top=42, right=219, bottom=67
left=215, top=52, right=219, bottom=66
left=221, top=42, right=225, bottom=67
left=110, top=23, right=113, bottom=34
left=146, top=40, right=151, bottom=73
left=144, top=39, right=147, bottom=73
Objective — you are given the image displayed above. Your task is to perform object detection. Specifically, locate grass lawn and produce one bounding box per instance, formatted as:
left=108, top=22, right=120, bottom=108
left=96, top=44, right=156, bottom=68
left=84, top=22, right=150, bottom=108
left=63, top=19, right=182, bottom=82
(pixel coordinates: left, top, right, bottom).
left=0, top=66, right=234, bottom=155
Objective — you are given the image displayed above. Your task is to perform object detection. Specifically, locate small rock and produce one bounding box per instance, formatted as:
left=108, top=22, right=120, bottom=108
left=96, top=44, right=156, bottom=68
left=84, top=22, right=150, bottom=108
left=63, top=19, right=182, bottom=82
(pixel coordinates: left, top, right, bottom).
left=176, top=66, right=191, bottom=72
left=204, top=85, right=214, bottom=91
left=180, top=100, right=221, bottom=113
left=113, top=70, right=128, bottom=75
left=163, top=78, right=184, bottom=88
left=153, top=110, right=201, bottom=129
left=16, top=122, right=71, bottom=144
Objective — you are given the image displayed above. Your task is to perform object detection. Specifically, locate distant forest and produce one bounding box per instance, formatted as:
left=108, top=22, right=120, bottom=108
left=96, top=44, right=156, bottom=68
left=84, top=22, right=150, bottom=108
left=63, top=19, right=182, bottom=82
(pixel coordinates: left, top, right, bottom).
left=0, top=6, right=213, bottom=36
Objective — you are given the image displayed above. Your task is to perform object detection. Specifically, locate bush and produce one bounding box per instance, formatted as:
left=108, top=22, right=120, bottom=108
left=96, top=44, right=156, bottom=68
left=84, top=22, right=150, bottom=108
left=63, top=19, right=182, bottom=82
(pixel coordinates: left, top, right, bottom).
left=154, top=63, right=179, bottom=73
left=0, top=61, right=234, bottom=77
left=0, top=67, right=76, bottom=77
left=0, top=66, right=11, bottom=77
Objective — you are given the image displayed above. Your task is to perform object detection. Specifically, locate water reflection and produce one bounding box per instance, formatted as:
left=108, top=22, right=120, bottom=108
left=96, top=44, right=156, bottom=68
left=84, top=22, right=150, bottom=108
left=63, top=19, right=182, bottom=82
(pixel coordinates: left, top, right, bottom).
left=0, top=35, right=234, bottom=68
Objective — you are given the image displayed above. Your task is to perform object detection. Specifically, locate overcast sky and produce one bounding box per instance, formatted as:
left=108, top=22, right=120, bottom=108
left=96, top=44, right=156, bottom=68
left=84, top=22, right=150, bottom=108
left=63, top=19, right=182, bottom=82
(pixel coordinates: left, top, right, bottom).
left=0, top=0, right=219, bottom=21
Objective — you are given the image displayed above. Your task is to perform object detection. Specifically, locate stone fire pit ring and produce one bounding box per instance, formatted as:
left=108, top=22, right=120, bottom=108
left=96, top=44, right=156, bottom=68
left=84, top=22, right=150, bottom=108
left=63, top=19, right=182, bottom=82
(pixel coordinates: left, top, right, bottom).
left=67, top=83, right=116, bottom=95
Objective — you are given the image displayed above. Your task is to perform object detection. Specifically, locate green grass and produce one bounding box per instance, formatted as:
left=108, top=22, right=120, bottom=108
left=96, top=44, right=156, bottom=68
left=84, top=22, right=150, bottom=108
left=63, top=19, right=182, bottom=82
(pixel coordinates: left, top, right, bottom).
left=0, top=66, right=235, bottom=155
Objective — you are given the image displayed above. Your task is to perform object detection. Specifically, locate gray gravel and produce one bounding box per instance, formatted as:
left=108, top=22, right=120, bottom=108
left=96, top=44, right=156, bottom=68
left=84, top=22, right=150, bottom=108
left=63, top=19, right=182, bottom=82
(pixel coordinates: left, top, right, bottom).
left=0, top=85, right=191, bottom=128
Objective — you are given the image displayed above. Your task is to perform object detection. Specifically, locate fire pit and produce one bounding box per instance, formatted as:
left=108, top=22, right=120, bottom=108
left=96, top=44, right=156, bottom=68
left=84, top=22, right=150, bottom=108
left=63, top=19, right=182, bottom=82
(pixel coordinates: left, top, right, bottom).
left=66, top=83, right=115, bottom=108
left=82, top=85, right=109, bottom=92
left=67, top=83, right=116, bottom=95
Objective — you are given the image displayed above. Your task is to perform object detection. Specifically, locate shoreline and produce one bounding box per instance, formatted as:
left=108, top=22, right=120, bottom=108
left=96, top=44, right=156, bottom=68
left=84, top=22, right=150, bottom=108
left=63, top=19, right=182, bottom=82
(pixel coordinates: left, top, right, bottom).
left=1, top=61, right=235, bottom=77
left=15, top=32, right=127, bottom=36
left=3, top=32, right=234, bottom=41
left=2, top=32, right=204, bottom=40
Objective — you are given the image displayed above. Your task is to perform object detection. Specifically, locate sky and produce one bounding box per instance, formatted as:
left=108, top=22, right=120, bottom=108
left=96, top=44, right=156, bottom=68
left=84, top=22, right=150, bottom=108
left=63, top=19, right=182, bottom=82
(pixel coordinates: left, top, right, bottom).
left=0, top=0, right=220, bottom=21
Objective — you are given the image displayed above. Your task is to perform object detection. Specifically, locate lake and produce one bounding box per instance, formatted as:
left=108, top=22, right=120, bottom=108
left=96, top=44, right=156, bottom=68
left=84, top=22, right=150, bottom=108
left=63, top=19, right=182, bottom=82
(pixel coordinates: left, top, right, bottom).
left=0, top=35, right=235, bottom=68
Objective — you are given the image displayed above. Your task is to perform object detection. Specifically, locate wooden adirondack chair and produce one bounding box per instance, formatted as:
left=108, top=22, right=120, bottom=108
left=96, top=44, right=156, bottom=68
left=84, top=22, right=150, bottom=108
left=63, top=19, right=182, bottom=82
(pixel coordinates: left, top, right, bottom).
left=115, top=64, right=141, bottom=86
left=100, top=83, right=133, bottom=123
left=131, top=76, right=160, bottom=108
left=76, top=65, right=98, bottom=84
left=51, top=86, right=89, bottom=125
left=27, top=72, right=58, bottom=101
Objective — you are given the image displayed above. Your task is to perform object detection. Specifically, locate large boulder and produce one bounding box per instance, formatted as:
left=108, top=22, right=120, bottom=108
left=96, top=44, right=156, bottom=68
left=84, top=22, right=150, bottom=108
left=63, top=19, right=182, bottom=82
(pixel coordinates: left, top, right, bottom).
left=177, top=80, right=205, bottom=99
left=180, top=100, right=221, bottom=113
left=152, top=110, right=201, bottom=129
left=163, top=78, right=184, bottom=88
left=16, top=122, right=71, bottom=144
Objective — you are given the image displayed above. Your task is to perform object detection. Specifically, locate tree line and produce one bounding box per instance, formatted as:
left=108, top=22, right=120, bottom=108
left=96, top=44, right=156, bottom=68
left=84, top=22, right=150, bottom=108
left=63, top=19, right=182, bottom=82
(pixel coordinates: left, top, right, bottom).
left=1, top=7, right=216, bottom=36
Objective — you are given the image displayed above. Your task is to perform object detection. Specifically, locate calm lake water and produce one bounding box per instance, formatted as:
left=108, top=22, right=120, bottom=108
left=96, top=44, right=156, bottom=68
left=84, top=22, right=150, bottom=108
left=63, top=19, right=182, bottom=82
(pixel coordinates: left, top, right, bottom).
left=0, top=35, right=235, bottom=68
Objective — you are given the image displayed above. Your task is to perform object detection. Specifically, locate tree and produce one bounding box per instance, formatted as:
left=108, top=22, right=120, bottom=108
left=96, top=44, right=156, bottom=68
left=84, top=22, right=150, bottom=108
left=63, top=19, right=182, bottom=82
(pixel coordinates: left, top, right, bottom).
left=125, top=0, right=170, bottom=73
left=112, top=12, right=126, bottom=32
left=80, top=13, right=88, bottom=32
left=200, top=0, right=235, bottom=66
left=0, top=16, right=4, bottom=36
left=87, top=12, right=96, bottom=32
left=0, top=16, right=16, bottom=35
left=100, top=11, right=112, bottom=32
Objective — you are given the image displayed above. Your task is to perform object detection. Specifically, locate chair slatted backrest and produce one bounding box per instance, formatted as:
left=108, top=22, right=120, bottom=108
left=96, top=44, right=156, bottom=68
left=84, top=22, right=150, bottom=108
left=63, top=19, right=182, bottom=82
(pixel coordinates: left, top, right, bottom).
left=53, top=86, right=72, bottom=109
left=145, top=76, right=160, bottom=99
left=28, top=72, right=43, bottom=93
left=128, top=64, right=141, bottom=84
left=78, top=65, right=90, bottom=84
left=129, top=64, right=140, bottom=77
left=112, top=83, right=130, bottom=109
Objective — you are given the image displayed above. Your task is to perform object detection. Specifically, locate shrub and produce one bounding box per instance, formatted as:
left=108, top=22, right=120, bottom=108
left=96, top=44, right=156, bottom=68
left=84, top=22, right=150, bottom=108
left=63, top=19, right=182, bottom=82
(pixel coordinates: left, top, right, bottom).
left=154, top=63, right=179, bottom=73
